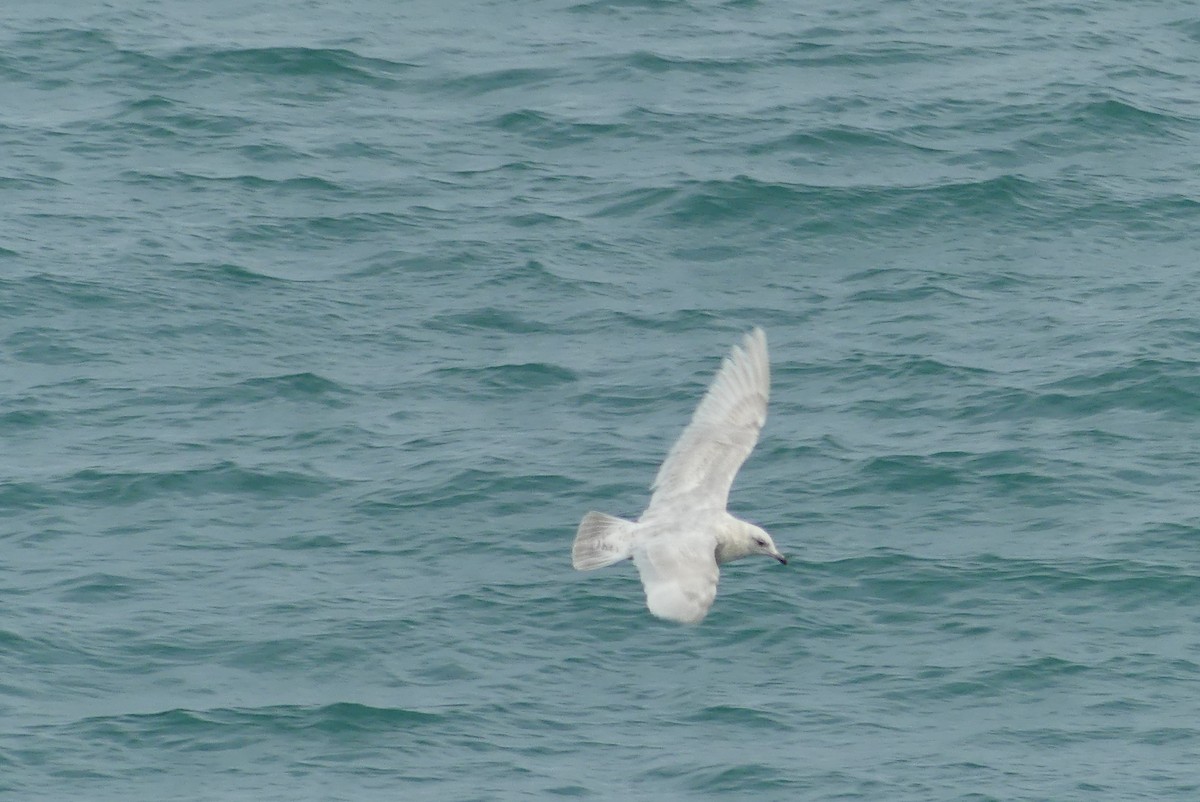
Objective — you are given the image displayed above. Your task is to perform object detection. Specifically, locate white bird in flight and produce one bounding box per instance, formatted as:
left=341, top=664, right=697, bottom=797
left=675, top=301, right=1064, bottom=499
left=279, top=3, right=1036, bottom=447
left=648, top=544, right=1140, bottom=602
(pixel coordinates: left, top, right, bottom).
left=572, top=327, right=786, bottom=624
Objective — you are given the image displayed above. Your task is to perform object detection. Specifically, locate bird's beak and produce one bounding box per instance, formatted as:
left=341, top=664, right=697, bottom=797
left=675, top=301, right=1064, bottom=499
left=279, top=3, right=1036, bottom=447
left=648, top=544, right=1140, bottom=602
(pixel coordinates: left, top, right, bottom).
left=772, top=550, right=788, bottom=565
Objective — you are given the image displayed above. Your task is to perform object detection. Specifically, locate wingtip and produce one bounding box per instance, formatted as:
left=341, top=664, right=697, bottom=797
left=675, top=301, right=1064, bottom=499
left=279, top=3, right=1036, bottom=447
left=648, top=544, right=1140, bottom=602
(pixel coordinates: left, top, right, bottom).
left=742, top=326, right=769, bottom=378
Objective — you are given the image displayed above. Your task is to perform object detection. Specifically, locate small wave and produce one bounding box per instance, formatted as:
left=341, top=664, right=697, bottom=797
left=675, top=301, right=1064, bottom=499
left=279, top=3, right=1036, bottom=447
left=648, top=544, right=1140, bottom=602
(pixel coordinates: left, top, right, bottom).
left=0, top=408, right=54, bottom=432
left=856, top=453, right=970, bottom=492
left=1070, top=96, right=1190, bottom=139
left=4, top=327, right=102, bottom=366
left=66, top=702, right=448, bottom=751
left=684, top=704, right=794, bottom=730
left=171, top=46, right=413, bottom=87
left=119, top=169, right=345, bottom=198
left=490, top=109, right=628, bottom=148
left=6, top=273, right=127, bottom=311
left=427, top=308, right=552, bottom=334
left=684, top=762, right=799, bottom=793
left=105, top=96, right=252, bottom=136
left=748, top=125, right=941, bottom=157
left=31, top=462, right=345, bottom=506
left=365, top=468, right=581, bottom=515
left=586, top=185, right=680, bottom=220
left=231, top=372, right=351, bottom=402
left=228, top=215, right=402, bottom=251
left=814, top=551, right=1200, bottom=612
left=130, top=370, right=355, bottom=413
left=433, top=362, right=578, bottom=391
left=961, top=359, right=1200, bottom=422
left=179, top=172, right=343, bottom=194
left=569, top=0, right=692, bottom=13
left=190, top=261, right=289, bottom=286
left=437, top=66, right=558, bottom=97
left=52, top=572, right=142, bottom=603
left=477, top=259, right=587, bottom=293
left=623, top=49, right=758, bottom=74
left=589, top=173, right=1045, bottom=232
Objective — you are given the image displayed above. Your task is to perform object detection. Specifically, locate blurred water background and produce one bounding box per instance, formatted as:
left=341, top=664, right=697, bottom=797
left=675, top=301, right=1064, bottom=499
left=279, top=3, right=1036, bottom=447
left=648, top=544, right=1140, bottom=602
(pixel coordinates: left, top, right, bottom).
left=3, top=0, right=1200, bottom=799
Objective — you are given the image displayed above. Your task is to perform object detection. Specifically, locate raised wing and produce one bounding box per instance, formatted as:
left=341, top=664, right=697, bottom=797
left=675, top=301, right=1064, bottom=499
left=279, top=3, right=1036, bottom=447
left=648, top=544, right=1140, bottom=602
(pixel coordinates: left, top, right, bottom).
left=633, top=537, right=720, bottom=624
left=645, top=328, right=769, bottom=515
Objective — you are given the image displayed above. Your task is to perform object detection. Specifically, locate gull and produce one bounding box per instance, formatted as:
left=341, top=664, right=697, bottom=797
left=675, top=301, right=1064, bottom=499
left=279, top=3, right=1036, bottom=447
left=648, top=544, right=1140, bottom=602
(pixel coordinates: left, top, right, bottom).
left=571, top=327, right=786, bottom=624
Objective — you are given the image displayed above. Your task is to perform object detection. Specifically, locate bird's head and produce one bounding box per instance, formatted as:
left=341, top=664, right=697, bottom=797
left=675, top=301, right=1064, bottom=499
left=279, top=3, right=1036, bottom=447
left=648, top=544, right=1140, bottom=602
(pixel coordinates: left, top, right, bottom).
left=748, top=523, right=788, bottom=565
left=721, top=520, right=787, bottom=565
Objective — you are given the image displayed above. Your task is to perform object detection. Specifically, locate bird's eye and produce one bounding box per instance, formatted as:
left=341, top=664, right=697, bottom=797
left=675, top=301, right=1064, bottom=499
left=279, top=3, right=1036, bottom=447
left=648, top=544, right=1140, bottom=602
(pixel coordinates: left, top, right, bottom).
left=755, top=538, right=765, bottom=547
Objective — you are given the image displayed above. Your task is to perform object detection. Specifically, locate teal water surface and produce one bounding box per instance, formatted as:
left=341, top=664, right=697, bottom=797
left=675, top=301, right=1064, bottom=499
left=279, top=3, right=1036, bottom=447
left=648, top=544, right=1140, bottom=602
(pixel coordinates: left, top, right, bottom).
left=3, top=1, right=1200, bottom=799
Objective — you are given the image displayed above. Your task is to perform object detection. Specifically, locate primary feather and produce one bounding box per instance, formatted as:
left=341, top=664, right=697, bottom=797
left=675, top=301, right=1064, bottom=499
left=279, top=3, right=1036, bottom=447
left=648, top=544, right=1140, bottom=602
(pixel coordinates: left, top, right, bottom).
left=647, top=327, right=769, bottom=515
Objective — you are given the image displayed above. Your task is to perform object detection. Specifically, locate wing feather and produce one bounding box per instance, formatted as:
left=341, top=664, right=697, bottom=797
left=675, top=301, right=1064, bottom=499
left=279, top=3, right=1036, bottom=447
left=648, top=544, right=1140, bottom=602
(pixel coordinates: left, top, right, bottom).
left=633, top=537, right=720, bottom=624
left=645, top=328, right=769, bottom=514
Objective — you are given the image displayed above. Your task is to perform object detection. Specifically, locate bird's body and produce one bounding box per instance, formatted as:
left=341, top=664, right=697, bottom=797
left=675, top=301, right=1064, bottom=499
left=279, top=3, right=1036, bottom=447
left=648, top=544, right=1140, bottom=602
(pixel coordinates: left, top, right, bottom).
left=572, top=328, right=785, bottom=624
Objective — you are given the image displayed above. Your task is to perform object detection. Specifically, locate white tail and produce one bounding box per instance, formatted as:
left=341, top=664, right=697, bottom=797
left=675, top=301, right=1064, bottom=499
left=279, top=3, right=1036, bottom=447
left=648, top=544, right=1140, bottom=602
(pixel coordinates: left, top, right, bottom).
left=572, top=511, right=636, bottom=571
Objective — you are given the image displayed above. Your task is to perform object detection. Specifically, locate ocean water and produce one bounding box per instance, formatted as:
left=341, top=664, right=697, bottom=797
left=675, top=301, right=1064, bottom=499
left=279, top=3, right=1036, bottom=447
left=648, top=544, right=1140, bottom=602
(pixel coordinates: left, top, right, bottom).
left=3, top=0, right=1200, bottom=799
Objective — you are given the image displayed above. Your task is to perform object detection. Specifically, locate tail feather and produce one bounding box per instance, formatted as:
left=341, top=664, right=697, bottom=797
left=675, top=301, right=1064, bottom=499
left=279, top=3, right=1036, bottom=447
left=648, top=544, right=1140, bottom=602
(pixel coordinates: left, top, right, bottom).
left=572, top=511, right=635, bottom=571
